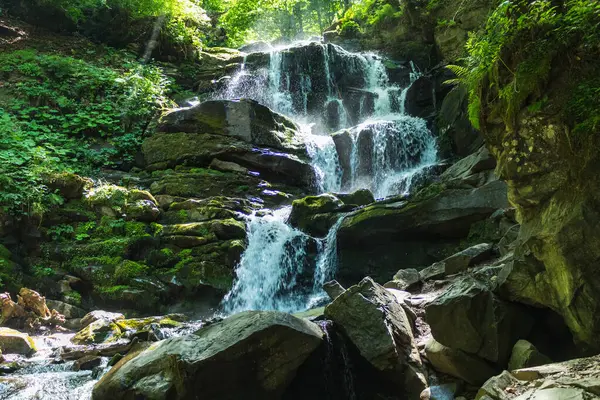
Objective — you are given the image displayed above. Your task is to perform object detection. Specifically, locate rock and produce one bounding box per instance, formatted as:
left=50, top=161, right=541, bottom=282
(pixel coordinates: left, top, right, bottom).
left=425, top=275, right=533, bottom=364
left=60, top=338, right=137, bottom=361
left=508, top=340, right=552, bottom=371
left=73, top=317, right=122, bottom=345
left=124, top=199, right=161, bottom=222
left=441, top=146, right=497, bottom=186
left=17, top=288, right=51, bottom=318
left=46, top=172, right=92, bottom=199
left=157, top=99, right=306, bottom=155
left=0, top=328, right=36, bottom=355
left=336, top=180, right=509, bottom=284
left=420, top=383, right=461, bottom=400
left=209, top=158, right=248, bottom=174
left=239, top=41, right=272, bottom=52
left=424, top=338, right=497, bottom=385
left=73, top=355, right=102, bottom=371
left=323, top=280, right=345, bottom=300
left=324, top=277, right=426, bottom=399
left=335, top=189, right=375, bottom=206
left=288, top=194, right=346, bottom=237
left=420, top=243, right=494, bottom=281
left=385, top=268, right=421, bottom=291
left=476, top=370, right=522, bottom=400
left=80, top=311, right=125, bottom=329
left=46, top=300, right=86, bottom=319
left=0, top=293, right=27, bottom=323
left=405, top=76, right=435, bottom=119
left=92, top=311, right=323, bottom=400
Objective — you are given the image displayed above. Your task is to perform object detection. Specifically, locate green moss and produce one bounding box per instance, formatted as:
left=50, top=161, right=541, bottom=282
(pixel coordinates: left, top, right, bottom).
left=114, top=260, right=150, bottom=283
left=0, top=245, right=11, bottom=260
left=63, top=290, right=82, bottom=306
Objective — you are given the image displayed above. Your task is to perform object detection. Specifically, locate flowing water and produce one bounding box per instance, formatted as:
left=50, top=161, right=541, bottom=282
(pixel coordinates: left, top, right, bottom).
left=220, top=41, right=438, bottom=313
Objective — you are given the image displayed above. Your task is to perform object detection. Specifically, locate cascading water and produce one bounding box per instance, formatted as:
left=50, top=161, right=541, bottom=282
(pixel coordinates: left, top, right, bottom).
left=220, top=40, right=438, bottom=314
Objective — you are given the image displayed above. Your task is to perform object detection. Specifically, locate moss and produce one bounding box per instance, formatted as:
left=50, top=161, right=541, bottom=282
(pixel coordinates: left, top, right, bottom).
left=63, top=290, right=82, bottom=306
left=114, top=260, right=149, bottom=284
left=0, top=245, right=11, bottom=260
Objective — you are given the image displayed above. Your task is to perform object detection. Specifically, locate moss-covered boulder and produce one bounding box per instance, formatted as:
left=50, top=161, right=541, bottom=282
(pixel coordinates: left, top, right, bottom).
left=288, top=194, right=345, bottom=237
left=92, top=311, right=324, bottom=400
left=85, top=185, right=160, bottom=222
left=142, top=100, right=316, bottom=189
left=335, top=180, right=509, bottom=284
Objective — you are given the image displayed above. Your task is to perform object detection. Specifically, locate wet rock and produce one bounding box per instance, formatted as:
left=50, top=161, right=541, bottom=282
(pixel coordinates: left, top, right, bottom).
left=73, top=355, right=102, bottom=371
left=424, top=338, right=497, bottom=385
left=336, top=180, right=509, bottom=284
left=420, top=383, right=461, bottom=400
left=385, top=268, right=421, bottom=291
left=0, top=328, right=36, bottom=355
left=323, top=280, right=345, bottom=300
left=425, top=275, right=533, bottom=365
left=288, top=194, right=346, bottom=237
left=239, top=41, right=272, bottom=53
left=508, top=340, right=552, bottom=371
left=73, top=317, right=123, bottom=345
left=60, top=338, right=136, bottom=361
left=92, top=311, right=323, bottom=400
left=441, top=146, right=496, bottom=187
left=405, top=76, right=435, bottom=119
left=325, top=277, right=426, bottom=399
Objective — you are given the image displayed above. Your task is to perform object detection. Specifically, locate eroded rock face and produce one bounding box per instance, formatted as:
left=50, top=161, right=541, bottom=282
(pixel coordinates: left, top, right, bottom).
left=92, top=311, right=323, bottom=400
left=324, top=277, right=426, bottom=399
left=486, top=115, right=600, bottom=350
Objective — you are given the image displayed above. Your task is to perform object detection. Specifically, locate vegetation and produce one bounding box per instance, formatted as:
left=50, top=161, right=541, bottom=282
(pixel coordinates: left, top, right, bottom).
left=445, top=0, right=600, bottom=132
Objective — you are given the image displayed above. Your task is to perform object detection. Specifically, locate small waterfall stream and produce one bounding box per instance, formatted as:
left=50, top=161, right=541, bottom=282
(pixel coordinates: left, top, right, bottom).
left=220, top=41, right=438, bottom=313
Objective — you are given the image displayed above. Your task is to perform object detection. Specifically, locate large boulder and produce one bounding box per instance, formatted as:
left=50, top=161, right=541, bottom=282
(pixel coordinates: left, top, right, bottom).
left=425, top=275, right=532, bottom=365
left=0, top=328, right=36, bottom=355
left=92, top=311, right=323, bottom=400
left=419, top=243, right=494, bottom=280
left=507, top=340, right=552, bottom=371
left=288, top=194, right=348, bottom=237
left=336, top=180, right=509, bottom=284
left=324, top=277, right=426, bottom=399
left=144, top=99, right=316, bottom=189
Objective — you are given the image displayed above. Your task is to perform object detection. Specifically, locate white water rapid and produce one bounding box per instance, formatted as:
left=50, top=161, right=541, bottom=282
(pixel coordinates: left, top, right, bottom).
left=220, top=41, right=438, bottom=314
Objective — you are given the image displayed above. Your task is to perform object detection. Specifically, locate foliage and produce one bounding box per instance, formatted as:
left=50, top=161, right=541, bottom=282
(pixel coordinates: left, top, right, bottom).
left=445, top=0, right=600, bottom=131
left=0, top=49, right=172, bottom=215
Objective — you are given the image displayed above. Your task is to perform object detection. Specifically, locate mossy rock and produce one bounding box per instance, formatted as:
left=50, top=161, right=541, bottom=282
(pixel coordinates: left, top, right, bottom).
left=288, top=194, right=347, bottom=237
left=45, top=172, right=92, bottom=200
left=72, top=318, right=122, bottom=345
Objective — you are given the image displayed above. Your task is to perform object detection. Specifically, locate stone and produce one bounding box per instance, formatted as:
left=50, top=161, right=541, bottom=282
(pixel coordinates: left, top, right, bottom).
left=405, top=76, right=435, bottom=119
left=335, top=189, right=375, bottom=206
left=92, top=311, right=323, bottom=400
left=336, top=180, right=509, bottom=284
left=46, top=172, right=92, bottom=199
left=385, top=268, right=421, bottom=290
left=420, top=243, right=494, bottom=281
left=46, top=300, right=86, bottom=319
left=425, top=275, right=532, bottom=364
left=288, top=194, right=346, bottom=237
left=476, top=371, right=522, bottom=400
left=325, top=277, right=426, bottom=399
left=420, top=383, right=461, bottom=400
left=424, top=338, right=497, bottom=385
left=73, top=355, right=102, bottom=371
left=323, top=280, right=345, bottom=300
left=508, top=340, right=552, bottom=371
left=441, top=146, right=497, bottom=186
left=239, top=41, right=272, bottom=52
left=80, top=311, right=125, bottom=329
left=73, top=317, right=122, bottom=345
left=17, top=288, right=51, bottom=318
left=0, top=328, right=36, bottom=355
left=209, top=158, right=248, bottom=174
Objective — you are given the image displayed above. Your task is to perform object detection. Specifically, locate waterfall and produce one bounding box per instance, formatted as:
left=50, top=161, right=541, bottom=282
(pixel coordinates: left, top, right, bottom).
left=219, top=41, right=438, bottom=314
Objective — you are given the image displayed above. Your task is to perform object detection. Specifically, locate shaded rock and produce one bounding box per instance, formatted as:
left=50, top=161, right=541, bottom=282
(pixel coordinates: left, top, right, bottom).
left=92, top=311, right=323, bottom=400
left=425, top=275, right=532, bottom=364
left=405, top=76, right=435, bottom=119
left=508, top=340, right=552, bottom=371
left=73, top=355, right=102, bottom=371
left=324, top=277, right=426, bottom=399
left=442, top=146, right=496, bottom=184
left=476, top=370, right=522, bottom=400
left=323, top=280, right=345, bottom=300
left=336, top=180, right=509, bottom=284
left=424, top=338, right=497, bottom=385
left=46, top=172, right=92, bottom=200
left=0, top=328, right=36, bottom=355
left=420, top=243, right=494, bottom=280
left=385, top=268, right=420, bottom=291
left=46, top=300, right=86, bottom=319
